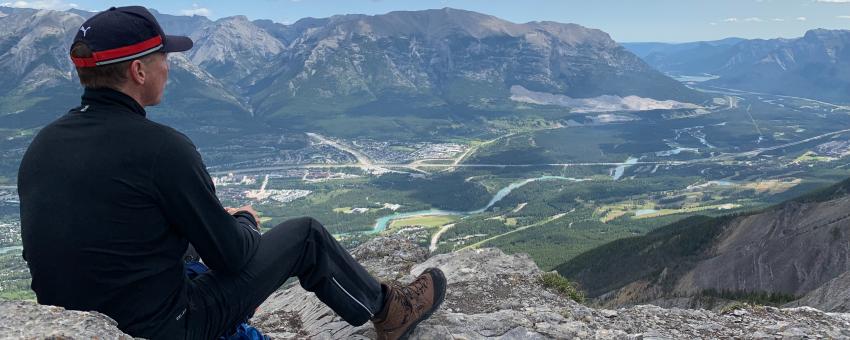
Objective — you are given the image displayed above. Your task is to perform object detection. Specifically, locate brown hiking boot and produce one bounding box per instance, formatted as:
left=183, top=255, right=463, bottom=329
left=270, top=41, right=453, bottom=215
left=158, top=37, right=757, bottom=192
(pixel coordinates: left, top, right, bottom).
left=372, top=267, right=447, bottom=340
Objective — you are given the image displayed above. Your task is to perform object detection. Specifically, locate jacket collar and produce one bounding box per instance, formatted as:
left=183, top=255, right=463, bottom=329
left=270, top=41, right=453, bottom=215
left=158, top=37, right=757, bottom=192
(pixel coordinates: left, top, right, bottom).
left=80, top=87, right=147, bottom=117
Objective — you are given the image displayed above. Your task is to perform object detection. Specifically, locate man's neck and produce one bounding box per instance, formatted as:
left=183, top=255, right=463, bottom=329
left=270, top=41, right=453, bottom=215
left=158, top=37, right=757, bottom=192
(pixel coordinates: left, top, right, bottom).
left=113, top=84, right=147, bottom=108
left=81, top=87, right=148, bottom=117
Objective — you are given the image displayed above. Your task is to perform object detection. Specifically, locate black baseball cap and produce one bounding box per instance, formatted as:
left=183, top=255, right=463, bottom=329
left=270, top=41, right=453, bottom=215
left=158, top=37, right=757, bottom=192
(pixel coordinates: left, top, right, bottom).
left=70, top=6, right=193, bottom=68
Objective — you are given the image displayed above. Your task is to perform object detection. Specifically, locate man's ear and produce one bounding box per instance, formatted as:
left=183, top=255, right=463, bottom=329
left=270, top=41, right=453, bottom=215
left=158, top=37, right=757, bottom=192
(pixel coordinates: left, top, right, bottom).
left=128, top=59, right=145, bottom=85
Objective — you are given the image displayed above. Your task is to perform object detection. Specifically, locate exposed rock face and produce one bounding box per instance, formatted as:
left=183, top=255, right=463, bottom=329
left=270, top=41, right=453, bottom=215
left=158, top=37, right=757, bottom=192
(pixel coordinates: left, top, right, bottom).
left=674, top=198, right=850, bottom=297
left=0, top=8, right=82, bottom=95
left=560, top=193, right=850, bottom=309
left=252, top=232, right=850, bottom=339
left=188, top=15, right=285, bottom=85
left=0, top=300, right=132, bottom=338
left=787, top=270, right=850, bottom=312
left=253, top=7, right=703, bottom=118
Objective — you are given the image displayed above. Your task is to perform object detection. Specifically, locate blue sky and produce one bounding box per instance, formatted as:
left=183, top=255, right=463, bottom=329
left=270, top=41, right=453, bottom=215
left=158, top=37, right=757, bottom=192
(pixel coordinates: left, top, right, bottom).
left=2, top=0, right=849, bottom=42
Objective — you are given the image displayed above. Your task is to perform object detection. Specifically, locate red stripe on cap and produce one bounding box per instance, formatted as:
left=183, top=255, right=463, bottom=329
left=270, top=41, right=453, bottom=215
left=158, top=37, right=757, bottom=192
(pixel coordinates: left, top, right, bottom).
left=71, top=35, right=162, bottom=68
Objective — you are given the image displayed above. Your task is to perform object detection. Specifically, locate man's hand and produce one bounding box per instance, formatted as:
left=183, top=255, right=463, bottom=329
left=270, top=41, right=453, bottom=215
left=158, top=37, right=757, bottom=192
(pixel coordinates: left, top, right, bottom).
left=224, top=205, right=261, bottom=230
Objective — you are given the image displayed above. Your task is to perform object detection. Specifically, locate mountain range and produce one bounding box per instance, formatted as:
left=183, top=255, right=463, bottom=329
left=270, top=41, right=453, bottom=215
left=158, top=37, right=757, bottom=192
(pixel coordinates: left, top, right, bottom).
left=623, top=29, right=850, bottom=104
left=0, top=6, right=704, bottom=133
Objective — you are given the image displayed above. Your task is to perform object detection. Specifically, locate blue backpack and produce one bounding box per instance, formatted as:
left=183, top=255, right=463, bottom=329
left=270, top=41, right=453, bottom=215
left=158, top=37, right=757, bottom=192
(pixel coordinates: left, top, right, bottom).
left=185, top=261, right=270, bottom=340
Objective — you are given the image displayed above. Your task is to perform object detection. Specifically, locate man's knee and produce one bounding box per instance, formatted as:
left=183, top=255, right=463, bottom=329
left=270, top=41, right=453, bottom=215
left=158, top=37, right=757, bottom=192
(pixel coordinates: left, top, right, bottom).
left=278, top=216, right=329, bottom=239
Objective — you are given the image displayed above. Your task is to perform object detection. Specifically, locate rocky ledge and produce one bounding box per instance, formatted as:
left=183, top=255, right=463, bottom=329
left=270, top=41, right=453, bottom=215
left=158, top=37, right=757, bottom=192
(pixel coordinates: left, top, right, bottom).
left=3, top=232, right=850, bottom=339
left=0, top=300, right=129, bottom=338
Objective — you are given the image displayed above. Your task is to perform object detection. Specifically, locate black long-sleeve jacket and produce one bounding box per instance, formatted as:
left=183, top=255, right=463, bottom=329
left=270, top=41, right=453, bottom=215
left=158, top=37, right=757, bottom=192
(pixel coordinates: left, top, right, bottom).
left=17, top=87, right=260, bottom=339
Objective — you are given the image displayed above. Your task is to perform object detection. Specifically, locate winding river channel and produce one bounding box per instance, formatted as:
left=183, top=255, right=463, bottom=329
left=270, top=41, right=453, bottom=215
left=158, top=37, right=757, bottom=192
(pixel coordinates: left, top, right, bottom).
left=370, top=175, right=590, bottom=233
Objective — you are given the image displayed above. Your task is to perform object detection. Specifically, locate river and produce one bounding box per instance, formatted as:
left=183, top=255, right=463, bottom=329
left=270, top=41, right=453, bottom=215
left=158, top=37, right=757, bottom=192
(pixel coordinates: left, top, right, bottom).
left=0, top=245, right=22, bottom=255
left=370, top=176, right=590, bottom=233
left=611, top=157, right=639, bottom=181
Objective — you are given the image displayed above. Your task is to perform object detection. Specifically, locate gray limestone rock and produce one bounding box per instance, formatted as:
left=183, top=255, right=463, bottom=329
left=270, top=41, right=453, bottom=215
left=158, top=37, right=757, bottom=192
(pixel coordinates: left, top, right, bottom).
left=252, top=232, right=850, bottom=339
left=787, top=270, right=850, bottom=312
left=0, top=300, right=133, bottom=339
left=3, top=232, right=849, bottom=339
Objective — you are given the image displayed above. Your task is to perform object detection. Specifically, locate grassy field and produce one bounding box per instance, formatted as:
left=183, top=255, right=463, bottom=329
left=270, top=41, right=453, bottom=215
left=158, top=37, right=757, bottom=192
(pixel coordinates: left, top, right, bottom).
left=387, top=215, right=458, bottom=232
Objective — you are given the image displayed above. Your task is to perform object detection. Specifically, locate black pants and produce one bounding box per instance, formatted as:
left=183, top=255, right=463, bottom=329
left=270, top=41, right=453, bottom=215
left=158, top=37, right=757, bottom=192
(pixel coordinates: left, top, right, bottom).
left=185, top=217, right=384, bottom=339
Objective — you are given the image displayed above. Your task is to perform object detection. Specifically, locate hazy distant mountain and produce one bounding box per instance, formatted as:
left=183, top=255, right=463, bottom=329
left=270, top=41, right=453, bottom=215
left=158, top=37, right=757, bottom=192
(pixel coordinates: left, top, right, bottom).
left=714, top=29, right=850, bottom=103
left=0, top=6, right=704, bottom=132
left=622, top=37, right=745, bottom=59
left=625, top=30, right=850, bottom=103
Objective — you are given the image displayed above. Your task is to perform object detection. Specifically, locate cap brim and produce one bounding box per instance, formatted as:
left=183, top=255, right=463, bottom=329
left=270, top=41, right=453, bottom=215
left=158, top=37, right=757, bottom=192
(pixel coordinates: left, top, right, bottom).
left=162, top=35, right=193, bottom=53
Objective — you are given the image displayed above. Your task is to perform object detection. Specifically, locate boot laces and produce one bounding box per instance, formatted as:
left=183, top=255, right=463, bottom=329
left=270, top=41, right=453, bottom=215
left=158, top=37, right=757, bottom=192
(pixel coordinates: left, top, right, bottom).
left=407, top=274, right=430, bottom=296
left=392, top=282, right=413, bottom=311
left=393, top=273, right=431, bottom=312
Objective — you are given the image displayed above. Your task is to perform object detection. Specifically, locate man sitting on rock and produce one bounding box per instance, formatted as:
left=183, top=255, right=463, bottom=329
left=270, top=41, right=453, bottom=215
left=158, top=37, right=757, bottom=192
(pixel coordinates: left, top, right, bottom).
left=17, top=6, right=445, bottom=340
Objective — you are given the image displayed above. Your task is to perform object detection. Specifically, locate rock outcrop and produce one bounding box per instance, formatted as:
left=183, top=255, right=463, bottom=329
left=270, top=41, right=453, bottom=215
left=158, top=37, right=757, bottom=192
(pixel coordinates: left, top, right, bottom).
left=252, top=232, right=850, bottom=339
left=3, top=233, right=850, bottom=339
left=787, top=270, right=850, bottom=313
left=0, top=300, right=130, bottom=338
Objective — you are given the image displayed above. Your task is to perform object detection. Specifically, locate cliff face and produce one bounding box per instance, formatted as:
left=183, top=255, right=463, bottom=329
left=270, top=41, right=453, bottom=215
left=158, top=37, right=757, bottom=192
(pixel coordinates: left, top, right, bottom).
left=3, top=232, right=850, bottom=339
left=558, top=184, right=850, bottom=310
left=787, top=271, right=850, bottom=313
left=673, top=198, right=850, bottom=297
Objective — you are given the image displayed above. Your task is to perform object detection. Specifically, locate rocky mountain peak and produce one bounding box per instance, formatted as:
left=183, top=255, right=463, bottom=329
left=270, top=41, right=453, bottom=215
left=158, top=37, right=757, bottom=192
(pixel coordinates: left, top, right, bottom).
left=311, top=7, right=614, bottom=48
left=0, top=8, right=81, bottom=91
left=798, top=29, right=850, bottom=63
left=803, top=28, right=850, bottom=42
left=3, top=232, right=850, bottom=338
left=224, top=15, right=251, bottom=23
left=187, top=14, right=285, bottom=83
left=190, top=15, right=285, bottom=63
left=527, top=21, right=615, bottom=47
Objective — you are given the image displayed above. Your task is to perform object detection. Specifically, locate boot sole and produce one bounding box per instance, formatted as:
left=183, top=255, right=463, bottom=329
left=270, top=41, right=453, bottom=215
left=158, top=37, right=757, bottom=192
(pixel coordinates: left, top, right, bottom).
left=399, top=267, right=447, bottom=340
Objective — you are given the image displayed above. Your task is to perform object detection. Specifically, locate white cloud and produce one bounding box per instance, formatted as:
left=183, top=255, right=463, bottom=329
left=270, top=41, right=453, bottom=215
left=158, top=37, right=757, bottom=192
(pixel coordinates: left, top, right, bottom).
left=816, top=0, right=850, bottom=3
left=839, top=15, right=850, bottom=18
left=796, top=16, right=808, bottom=21
left=0, top=0, right=78, bottom=10
left=709, top=22, right=718, bottom=26
left=710, top=17, right=772, bottom=26
left=772, top=18, right=785, bottom=22
left=179, top=3, right=211, bottom=17
left=721, top=17, right=765, bottom=23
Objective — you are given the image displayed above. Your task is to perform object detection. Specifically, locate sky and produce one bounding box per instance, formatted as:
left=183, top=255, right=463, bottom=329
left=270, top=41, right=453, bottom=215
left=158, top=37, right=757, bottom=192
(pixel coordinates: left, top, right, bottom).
left=1, top=0, right=849, bottom=42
